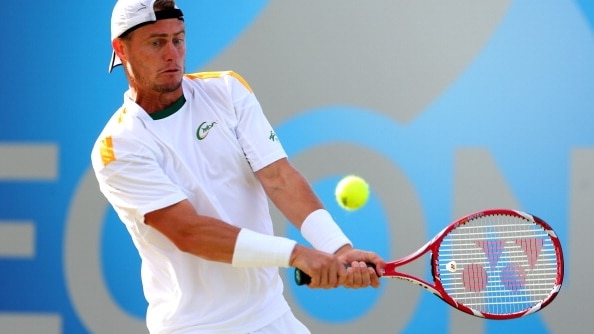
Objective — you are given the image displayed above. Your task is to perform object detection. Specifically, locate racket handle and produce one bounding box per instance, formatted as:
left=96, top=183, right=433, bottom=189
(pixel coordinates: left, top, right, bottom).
left=294, top=263, right=377, bottom=286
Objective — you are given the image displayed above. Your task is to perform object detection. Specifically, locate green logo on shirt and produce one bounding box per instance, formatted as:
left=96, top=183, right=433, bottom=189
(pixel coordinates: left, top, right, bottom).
left=196, top=121, right=218, bottom=140
left=269, top=131, right=279, bottom=142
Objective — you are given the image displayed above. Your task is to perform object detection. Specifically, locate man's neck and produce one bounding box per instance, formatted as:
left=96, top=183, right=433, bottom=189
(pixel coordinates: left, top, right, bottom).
left=129, top=87, right=184, bottom=114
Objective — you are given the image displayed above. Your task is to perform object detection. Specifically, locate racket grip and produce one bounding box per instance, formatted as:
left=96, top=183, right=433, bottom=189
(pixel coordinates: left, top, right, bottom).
left=294, top=263, right=377, bottom=286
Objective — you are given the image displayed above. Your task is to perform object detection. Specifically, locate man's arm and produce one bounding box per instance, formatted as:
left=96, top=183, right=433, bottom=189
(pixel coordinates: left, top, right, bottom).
left=255, top=158, right=385, bottom=288
left=144, top=198, right=346, bottom=288
left=144, top=200, right=240, bottom=263
left=255, top=158, right=325, bottom=229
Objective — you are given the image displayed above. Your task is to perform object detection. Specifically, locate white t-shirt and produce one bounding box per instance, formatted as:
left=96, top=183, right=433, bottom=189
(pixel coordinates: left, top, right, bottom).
left=91, top=71, right=291, bottom=334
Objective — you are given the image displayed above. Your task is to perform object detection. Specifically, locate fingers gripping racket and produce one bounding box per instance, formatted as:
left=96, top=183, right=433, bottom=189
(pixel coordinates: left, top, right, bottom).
left=294, top=209, right=564, bottom=320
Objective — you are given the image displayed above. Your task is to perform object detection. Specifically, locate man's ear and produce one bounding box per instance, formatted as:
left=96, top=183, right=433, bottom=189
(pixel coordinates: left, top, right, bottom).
left=112, top=38, right=127, bottom=63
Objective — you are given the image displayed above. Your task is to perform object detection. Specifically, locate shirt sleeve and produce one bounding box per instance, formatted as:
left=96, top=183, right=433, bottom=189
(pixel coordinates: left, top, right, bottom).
left=227, top=72, right=287, bottom=172
left=91, top=133, right=187, bottom=225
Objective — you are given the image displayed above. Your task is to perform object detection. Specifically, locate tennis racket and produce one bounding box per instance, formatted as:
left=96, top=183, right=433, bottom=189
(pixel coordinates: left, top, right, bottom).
left=294, top=209, right=564, bottom=320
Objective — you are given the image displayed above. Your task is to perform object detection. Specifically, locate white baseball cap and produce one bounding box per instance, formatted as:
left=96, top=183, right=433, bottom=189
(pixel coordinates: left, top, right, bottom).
left=109, top=0, right=184, bottom=73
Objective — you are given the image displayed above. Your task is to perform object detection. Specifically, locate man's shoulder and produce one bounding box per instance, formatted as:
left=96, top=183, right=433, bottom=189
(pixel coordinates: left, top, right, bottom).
left=94, top=105, right=148, bottom=150
left=184, top=71, right=253, bottom=93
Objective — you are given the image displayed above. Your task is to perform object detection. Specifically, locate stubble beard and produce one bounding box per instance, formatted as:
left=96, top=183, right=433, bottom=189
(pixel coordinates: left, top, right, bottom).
left=127, top=64, right=184, bottom=94
left=151, top=79, right=182, bottom=93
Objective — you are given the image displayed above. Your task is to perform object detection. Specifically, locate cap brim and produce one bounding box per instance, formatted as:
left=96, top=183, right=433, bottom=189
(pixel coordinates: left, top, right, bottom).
left=109, top=51, right=122, bottom=73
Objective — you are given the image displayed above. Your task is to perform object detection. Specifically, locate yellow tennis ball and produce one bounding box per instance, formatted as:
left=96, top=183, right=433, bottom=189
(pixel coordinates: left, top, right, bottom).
left=335, top=175, right=369, bottom=211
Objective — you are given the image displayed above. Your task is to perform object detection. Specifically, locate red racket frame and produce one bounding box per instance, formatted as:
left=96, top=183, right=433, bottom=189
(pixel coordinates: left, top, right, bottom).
left=381, top=209, right=564, bottom=319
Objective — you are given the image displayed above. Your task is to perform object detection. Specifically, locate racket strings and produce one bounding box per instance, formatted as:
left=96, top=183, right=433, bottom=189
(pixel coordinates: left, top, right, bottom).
left=436, top=213, right=560, bottom=316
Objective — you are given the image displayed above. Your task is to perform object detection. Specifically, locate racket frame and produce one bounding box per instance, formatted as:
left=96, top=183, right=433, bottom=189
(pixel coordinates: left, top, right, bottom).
left=382, top=209, right=564, bottom=320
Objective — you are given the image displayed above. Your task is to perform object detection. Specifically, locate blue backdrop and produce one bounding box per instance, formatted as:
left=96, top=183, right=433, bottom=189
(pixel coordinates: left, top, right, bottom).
left=1, top=1, right=593, bottom=333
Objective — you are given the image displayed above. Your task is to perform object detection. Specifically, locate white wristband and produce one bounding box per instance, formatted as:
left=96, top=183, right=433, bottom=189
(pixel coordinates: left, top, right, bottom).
left=232, top=229, right=297, bottom=267
left=300, top=209, right=352, bottom=254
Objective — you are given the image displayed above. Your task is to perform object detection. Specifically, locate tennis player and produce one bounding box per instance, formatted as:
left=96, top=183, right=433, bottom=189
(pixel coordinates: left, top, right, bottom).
left=91, top=0, right=385, bottom=333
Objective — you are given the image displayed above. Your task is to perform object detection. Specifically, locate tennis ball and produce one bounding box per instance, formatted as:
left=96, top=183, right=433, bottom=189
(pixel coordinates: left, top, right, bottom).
left=335, top=175, right=369, bottom=211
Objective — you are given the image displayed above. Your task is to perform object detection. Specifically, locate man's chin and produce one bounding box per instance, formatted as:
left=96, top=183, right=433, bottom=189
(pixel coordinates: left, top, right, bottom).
left=153, top=79, right=183, bottom=94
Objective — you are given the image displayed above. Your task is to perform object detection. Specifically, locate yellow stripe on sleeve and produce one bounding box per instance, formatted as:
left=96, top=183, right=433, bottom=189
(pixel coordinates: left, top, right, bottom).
left=185, top=71, right=253, bottom=93
left=227, top=71, right=253, bottom=93
left=117, top=107, right=128, bottom=124
left=100, top=136, right=116, bottom=167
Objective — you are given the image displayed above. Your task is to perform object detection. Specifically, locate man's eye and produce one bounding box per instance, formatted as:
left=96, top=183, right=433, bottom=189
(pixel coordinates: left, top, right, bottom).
left=174, top=38, right=184, bottom=45
left=151, top=40, right=162, bottom=47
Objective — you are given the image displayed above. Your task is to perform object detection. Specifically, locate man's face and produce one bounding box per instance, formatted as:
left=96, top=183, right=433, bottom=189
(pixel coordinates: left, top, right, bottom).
left=120, top=18, right=186, bottom=94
